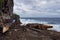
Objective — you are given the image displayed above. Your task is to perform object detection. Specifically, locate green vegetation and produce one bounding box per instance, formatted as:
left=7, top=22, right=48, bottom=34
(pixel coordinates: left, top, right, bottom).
left=0, top=0, right=4, bottom=8
left=12, top=13, right=20, bottom=20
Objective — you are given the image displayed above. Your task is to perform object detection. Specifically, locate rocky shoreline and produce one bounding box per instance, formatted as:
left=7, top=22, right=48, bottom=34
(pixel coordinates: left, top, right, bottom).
left=0, top=23, right=60, bottom=40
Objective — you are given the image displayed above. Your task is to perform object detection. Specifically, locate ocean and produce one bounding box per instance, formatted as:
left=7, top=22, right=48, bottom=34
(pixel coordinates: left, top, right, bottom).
left=20, top=18, right=60, bottom=32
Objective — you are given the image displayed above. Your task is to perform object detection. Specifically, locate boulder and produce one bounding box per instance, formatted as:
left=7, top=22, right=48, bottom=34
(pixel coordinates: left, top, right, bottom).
left=26, top=23, right=53, bottom=30
left=3, top=25, right=9, bottom=33
left=39, top=24, right=53, bottom=30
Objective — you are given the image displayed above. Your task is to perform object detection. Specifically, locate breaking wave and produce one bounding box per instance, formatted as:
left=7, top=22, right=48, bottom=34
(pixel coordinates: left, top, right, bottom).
left=20, top=19, right=60, bottom=32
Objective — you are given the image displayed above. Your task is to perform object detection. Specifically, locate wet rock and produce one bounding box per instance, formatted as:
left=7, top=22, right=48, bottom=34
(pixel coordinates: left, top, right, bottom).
left=26, top=23, right=53, bottom=30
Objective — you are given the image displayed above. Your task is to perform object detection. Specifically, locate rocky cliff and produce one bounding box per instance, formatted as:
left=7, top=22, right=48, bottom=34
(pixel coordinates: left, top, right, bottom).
left=0, top=0, right=21, bottom=33
left=0, top=0, right=14, bottom=23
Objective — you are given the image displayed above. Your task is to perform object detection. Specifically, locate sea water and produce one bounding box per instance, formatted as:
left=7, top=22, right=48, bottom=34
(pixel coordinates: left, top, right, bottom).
left=20, top=18, right=60, bottom=32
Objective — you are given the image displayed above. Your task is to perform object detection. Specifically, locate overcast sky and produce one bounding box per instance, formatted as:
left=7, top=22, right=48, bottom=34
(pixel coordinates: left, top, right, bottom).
left=14, top=0, right=60, bottom=18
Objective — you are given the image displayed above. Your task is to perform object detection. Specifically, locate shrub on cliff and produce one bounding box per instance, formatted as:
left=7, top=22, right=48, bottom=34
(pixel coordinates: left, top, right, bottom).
left=12, top=13, right=22, bottom=24
left=12, top=13, right=20, bottom=20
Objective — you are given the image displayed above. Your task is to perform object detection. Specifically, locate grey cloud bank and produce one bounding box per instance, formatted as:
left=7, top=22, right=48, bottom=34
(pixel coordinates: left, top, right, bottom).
left=14, top=0, right=60, bottom=18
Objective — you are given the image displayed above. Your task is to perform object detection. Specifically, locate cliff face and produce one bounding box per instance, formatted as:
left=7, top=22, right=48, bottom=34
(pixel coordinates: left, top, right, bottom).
left=0, top=0, right=14, bottom=22
left=1, top=0, right=14, bottom=15
left=0, top=0, right=22, bottom=33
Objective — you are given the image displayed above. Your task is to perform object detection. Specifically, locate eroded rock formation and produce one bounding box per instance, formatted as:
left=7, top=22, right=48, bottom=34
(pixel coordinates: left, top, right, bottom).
left=0, top=0, right=14, bottom=24
left=0, top=0, right=14, bottom=33
left=0, top=0, right=21, bottom=33
left=26, top=23, right=53, bottom=30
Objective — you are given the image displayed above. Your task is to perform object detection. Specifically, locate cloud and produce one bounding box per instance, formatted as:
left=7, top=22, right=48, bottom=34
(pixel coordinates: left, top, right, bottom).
left=14, top=0, right=60, bottom=17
